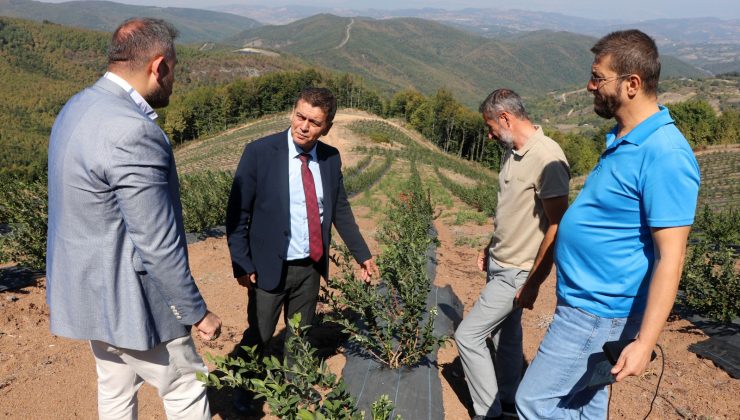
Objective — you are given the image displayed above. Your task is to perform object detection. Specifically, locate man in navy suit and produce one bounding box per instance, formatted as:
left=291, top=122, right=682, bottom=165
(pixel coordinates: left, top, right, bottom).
left=226, top=87, right=378, bottom=412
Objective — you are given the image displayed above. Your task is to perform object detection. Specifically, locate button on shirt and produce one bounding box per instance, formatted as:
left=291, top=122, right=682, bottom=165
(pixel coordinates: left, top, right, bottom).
left=286, top=132, right=324, bottom=261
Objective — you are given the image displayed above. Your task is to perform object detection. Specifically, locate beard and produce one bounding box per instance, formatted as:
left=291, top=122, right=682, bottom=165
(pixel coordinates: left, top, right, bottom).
left=593, top=84, right=621, bottom=119
left=146, top=86, right=171, bottom=109
left=497, top=128, right=515, bottom=147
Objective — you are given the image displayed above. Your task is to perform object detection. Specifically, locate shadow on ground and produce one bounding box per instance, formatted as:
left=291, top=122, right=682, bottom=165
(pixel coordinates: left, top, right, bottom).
left=0, top=265, right=44, bottom=292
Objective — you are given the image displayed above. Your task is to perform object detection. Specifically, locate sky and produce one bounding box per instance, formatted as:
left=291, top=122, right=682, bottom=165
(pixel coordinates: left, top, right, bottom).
left=36, top=0, right=740, bottom=20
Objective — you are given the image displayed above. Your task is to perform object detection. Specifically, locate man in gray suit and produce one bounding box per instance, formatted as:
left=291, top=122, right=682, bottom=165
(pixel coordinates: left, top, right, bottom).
left=46, top=18, right=221, bottom=419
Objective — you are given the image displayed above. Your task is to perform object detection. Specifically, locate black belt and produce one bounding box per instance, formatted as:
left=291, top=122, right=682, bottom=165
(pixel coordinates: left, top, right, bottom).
left=286, top=257, right=315, bottom=266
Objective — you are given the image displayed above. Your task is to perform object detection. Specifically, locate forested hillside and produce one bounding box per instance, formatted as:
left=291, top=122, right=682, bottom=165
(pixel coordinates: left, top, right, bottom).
left=0, top=17, right=304, bottom=181
left=0, top=0, right=261, bottom=43
left=1, top=16, right=735, bottom=185
left=528, top=74, right=740, bottom=128
left=228, top=14, right=703, bottom=107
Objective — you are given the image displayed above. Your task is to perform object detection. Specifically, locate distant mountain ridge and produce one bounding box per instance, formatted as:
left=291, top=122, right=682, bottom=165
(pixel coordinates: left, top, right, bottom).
left=213, top=5, right=740, bottom=74
left=0, top=0, right=262, bottom=43
left=228, top=14, right=702, bottom=107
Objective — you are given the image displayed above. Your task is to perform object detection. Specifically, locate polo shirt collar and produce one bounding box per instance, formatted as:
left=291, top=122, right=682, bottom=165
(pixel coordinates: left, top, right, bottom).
left=512, top=125, right=545, bottom=157
left=103, top=71, right=158, bottom=121
left=287, top=129, right=318, bottom=161
left=605, top=106, right=674, bottom=150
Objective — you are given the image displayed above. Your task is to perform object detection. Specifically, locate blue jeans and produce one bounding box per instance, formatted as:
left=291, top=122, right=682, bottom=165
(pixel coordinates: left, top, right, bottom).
left=516, top=304, right=641, bottom=419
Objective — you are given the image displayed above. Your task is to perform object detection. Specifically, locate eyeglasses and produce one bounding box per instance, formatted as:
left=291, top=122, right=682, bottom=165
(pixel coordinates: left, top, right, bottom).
left=588, top=74, right=632, bottom=88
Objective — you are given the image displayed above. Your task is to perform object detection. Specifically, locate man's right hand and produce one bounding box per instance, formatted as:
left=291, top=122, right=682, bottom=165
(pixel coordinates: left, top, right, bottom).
left=477, top=247, right=489, bottom=272
left=515, top=281, right=540, bottom=310
left=194, top=310, right=222, bottom=341
left=236, top=273, right=257, bottom=290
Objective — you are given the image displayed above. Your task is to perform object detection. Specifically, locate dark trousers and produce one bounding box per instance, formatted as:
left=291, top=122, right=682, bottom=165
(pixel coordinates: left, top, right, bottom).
left=237, top=258, right=321, bottom=360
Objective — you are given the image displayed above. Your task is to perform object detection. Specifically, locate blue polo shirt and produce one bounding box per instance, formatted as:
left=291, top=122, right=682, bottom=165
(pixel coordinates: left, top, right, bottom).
left=555, top=107, right=700, bottom=318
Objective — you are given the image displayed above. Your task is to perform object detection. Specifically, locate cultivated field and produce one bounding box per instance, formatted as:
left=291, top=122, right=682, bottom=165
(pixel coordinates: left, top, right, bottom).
left=1, top=111, right=738, bottom=419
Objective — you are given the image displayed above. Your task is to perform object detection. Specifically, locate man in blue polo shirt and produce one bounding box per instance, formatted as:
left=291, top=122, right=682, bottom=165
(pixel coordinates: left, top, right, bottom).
left=516, top=30, right=701, bottom=419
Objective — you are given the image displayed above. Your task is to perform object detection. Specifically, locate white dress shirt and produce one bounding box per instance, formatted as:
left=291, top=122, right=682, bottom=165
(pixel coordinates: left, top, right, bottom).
left=286, top=131, right=325, bottom=260
left=104, top=72, right=159, bottom=121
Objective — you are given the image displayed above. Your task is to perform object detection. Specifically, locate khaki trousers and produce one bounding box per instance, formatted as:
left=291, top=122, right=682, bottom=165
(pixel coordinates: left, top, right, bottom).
left=90, top=336, right=210, bottom=420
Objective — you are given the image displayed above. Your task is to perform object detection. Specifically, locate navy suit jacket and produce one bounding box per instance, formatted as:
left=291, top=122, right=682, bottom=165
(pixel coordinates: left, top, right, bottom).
left=226, top=130, right=371, bottom=291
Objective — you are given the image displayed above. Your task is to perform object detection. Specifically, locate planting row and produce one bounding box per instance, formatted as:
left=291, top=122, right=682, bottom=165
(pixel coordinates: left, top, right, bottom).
left=344, top=155, right=393, bottom=197
left=347, top=120, right=494, bottom=183
left=434, top=167, right=497, bottom=217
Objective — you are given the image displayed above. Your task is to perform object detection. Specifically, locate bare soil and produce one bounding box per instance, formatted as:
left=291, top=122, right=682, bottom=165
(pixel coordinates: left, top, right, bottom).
left=1, top=114, right=738, bottom=419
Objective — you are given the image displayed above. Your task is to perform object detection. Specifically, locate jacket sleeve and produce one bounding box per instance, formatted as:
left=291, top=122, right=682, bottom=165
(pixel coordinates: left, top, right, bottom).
left=108, top=121, right=206, bottom=326
left=332, top=156, right=372, bottom=263
left=226, top=142, right=258, bottom=277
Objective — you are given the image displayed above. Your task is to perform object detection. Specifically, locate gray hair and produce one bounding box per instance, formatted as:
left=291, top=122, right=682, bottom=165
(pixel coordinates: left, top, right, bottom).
left=479, top=88, right=529, bottom=120
left=108, top=18, right=178, bottom=71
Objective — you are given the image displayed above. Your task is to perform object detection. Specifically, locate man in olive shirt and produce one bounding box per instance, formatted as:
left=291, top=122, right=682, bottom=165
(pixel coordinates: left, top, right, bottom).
left=454, top=89, right=570, bottom=419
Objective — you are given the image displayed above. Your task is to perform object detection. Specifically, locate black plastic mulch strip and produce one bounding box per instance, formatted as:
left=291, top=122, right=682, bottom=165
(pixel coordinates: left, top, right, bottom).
left=688, top=336, right=740, bottom=379
left=342, top=285, right=463, bottom=420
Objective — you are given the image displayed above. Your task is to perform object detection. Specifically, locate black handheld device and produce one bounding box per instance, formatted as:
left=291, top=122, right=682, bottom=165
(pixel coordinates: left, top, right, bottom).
left=603, top=338, right=657, bottom=365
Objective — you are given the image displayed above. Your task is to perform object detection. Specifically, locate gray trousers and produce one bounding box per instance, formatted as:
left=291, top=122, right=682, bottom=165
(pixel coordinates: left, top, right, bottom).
left=238, top=258, right=322, bottom=358
left=454, top=257, right=529, bottom=417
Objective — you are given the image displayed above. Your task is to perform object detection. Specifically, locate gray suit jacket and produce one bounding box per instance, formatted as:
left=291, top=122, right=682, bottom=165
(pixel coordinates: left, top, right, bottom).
left=46, top=77, right=207, bottom=351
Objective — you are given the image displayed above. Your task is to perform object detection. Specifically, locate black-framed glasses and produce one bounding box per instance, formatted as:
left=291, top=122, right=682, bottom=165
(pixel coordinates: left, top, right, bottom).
left=589, top=74, right=632, bottom=88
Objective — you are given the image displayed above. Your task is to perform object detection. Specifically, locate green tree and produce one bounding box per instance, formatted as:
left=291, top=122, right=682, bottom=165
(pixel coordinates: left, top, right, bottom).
left=547, top=129, right=601, bottom=176
left=714, top=109, right=740, bottom=145
left=668, top=100, right=717, bottom=147
left=388, top=89, right=426, bottom=120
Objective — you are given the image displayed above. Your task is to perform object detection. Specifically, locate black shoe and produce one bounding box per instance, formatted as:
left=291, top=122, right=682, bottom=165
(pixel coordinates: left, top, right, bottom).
left=232, top=387, right=261, bottom=415
left=472, top=415, right=504, bottom=420
left=501, top=402, right=518, bottom=418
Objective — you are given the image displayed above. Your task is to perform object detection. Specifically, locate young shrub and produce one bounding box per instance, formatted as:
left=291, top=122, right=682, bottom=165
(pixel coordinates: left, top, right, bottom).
left=178, top=170, right=233, bottom=232
left=0, top=176, right=47, bottom=269
left=324, top=165, right=448, bottom=368
left=198, top=313, right=400, bottom=420
left=680, top=205, right=740, bottom=322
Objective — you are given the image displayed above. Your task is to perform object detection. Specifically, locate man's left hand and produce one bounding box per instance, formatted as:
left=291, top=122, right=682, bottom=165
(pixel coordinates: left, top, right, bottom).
left=515, top=282, right=540, bottom=310
left=611, top=337, right=654, bottom=381
left=359, top=257, right=379, bottom=281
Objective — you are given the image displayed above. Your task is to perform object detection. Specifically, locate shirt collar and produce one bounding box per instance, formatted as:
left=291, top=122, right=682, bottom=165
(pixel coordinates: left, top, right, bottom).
left=512, top=125, right=545, bottom=157
left=287, top=129, right=318, bottom=161
left=605, top=106, right=674, bottom=150
left=104, top=71, right=158, bottom=121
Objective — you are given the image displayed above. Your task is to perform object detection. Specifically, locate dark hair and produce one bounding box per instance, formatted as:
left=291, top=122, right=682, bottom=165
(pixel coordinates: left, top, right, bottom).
left=108, top=18, right=178, bottom=70
left=591, top=29, right=661, bottom=96
left=479, top=88, right=529, bottom=120
left=295, top=87, right=337, bottom=123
